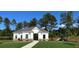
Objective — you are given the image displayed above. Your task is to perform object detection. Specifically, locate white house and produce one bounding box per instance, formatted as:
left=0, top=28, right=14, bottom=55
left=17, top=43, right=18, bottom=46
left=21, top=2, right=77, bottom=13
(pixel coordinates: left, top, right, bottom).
left=13, top=27, right=49, bottom=41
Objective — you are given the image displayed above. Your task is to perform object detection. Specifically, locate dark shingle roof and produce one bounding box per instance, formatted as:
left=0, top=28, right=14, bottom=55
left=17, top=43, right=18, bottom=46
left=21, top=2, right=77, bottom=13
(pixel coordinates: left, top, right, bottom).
left=13, top=27, right=48, bottom=33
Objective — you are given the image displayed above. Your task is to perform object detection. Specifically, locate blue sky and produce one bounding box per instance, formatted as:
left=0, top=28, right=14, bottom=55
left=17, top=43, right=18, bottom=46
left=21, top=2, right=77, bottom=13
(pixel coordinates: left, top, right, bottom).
left=0, top=11, right=79, bottom=30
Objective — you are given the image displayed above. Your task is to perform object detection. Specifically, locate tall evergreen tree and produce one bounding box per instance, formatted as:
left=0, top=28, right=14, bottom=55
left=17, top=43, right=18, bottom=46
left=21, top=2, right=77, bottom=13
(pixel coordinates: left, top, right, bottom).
left=0, top=16, right=3, bottom=30
left=3, top=17, right=12, bottom=37
left=23, top=21, right=29, bottom=28
left=11, top=19, right=17, bottom=30
left=29, top=18, right=37, bottom=27
left=46, top=13, right=57, bottom=32
left=60, top=11, right=73, bottom=36
left=4, top=17, right=10, bottom=29
left=76, top=16, right=79, bottom=28
left=74, top=16, right=79, bottom=36
left=16, top=22, right=23, bottom=30
left=39, top=13, right=57, bottom=31
left=0, top=16, right=2, bottom=24
left=39, top=18, right=48, bottom=29
left=60, top=11, right=73, bottom=29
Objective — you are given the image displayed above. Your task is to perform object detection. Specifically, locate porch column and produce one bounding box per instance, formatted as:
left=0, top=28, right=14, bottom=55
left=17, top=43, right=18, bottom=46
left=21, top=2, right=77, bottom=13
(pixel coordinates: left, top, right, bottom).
left=30, top=33, right=33, bottom=40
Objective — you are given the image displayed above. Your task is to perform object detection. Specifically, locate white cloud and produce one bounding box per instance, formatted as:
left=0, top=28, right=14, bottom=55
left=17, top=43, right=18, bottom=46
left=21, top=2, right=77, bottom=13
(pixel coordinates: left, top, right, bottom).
left=73, top=23, right=78, bottom=28
left=59, top=24, right=65, bottom=28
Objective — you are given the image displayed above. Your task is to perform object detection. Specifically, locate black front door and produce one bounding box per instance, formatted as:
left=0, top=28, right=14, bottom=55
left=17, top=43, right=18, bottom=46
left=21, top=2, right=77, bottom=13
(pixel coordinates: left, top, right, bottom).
left=33, top=34, right=38, bottom=40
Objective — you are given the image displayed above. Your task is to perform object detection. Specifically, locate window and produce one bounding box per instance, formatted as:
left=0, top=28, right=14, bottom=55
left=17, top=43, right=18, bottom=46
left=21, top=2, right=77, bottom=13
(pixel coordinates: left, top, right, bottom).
left=15, top=35, right=17, bottom=39
left=26, top=34, right=28, bottom=38
left=21, top=35, right=22, bottom=39
left=43, top=35, right=45, bottom=39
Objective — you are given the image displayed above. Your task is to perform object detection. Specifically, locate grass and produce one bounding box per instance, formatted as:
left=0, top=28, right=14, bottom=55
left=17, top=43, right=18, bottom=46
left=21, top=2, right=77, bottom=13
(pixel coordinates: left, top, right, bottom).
left=33, top=41, right=79, bottom=48
left=0, top=40, right=30, bottom=48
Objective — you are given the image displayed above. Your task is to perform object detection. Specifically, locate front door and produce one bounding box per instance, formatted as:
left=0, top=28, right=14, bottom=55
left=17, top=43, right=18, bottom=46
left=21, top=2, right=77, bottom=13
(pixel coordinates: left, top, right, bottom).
left=33, top=34, right=38, bottom=40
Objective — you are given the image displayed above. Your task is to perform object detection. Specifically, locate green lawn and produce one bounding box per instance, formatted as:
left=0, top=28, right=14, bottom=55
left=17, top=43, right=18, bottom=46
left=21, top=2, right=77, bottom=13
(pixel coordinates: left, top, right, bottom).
left=33, top=41, right=79, bottom=48
left=0, top=40, right=30, bottom=48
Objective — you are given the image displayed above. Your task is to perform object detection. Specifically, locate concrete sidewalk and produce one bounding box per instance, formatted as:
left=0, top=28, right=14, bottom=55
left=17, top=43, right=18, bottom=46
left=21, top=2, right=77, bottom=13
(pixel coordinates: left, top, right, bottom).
left=21, top=41, right=39, bottom=48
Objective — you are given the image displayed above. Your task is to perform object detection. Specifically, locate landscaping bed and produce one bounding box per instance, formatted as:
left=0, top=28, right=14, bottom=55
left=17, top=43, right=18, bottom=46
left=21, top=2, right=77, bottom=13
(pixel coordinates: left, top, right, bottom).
left=67, top=36, right=79, bottom=42
left=33, top=41, right=79, bottom=48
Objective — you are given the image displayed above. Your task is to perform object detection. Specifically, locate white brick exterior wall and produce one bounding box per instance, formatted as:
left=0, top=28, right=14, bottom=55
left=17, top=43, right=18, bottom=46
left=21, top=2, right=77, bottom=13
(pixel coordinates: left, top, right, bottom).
left=13, top=27, right=49, bottom=41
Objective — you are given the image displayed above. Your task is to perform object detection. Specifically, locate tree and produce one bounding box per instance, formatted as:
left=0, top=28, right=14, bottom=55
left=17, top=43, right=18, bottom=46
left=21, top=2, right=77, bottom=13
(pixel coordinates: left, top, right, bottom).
left=60, top=11, right=74, bottom=37
left=39, top=18, right=48, bottom=29
left=74, top=16, right=79, bottom=36
left=39, top=14, right=49, bottom=30
left=76, top=16, right=79, bottom=28
left=11, top=19, right=17, bottom=30
left=46, top=13, right=57, bottom=32
left=4, top=17, right=10, bottom=29
left=0, top=16, right=2, bottom=24
left=29, top=18, right=37, bottom=27
left=39, top=13, right=57, bottom=31
left=3, top=17, right=12, bottom=39
left=23, top=21, right=29, bottom=28
left=60, top=11, right=73, bottom=29
left=0, top=16, right=3, bottom=30
left=16, top=22, right=23, bottom=30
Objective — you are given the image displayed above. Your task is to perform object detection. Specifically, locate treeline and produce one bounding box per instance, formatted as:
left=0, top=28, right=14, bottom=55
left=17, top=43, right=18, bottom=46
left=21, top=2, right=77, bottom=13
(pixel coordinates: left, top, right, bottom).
left=0, top=11, right=79, bottom=41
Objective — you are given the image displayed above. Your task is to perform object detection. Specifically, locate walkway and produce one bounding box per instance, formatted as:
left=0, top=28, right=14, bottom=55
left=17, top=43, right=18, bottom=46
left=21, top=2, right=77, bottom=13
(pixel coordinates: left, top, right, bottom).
left=21, top=41, right=39, bottom=48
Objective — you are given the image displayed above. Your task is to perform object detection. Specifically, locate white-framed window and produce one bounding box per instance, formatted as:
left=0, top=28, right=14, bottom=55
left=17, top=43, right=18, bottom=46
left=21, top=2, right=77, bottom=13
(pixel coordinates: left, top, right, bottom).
left=21, top=35, right=22, bottom=39
left=15, top=35, right=17, bottom=39
left=26, top=34, right=28, bottom=39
